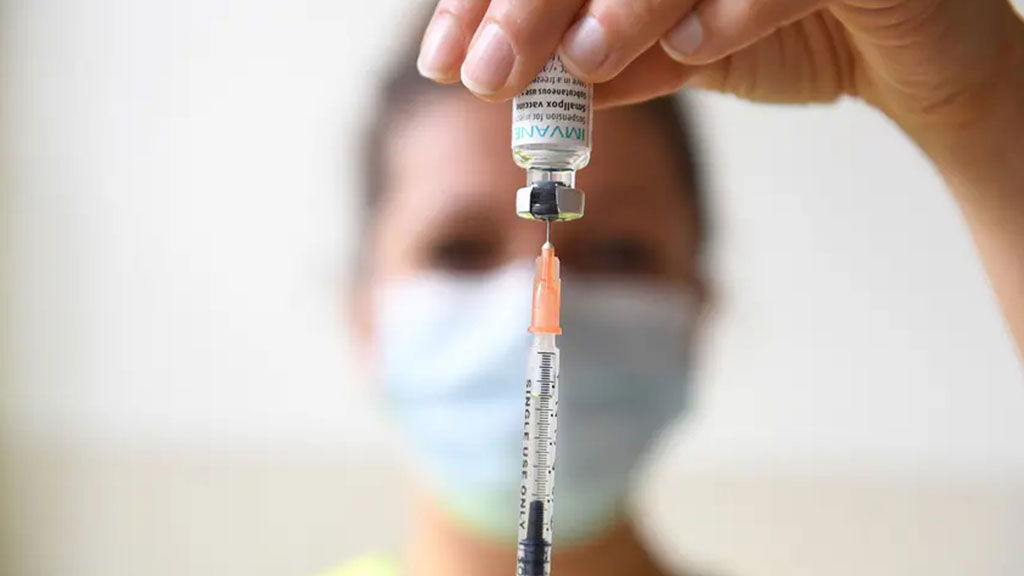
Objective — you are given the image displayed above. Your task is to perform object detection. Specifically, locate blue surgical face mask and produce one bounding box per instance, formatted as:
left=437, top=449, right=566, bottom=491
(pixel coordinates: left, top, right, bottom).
left=377, top=263, right=696, bottom=545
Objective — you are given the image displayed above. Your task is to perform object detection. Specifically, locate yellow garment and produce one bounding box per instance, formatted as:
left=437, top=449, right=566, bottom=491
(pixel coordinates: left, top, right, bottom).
left=317, top=554, right=398, bottom=576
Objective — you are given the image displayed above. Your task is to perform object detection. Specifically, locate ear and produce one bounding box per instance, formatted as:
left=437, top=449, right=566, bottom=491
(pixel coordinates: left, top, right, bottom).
left=344, top=278, right=375, bottom=356
left=692, top=272, right=716, bottom=343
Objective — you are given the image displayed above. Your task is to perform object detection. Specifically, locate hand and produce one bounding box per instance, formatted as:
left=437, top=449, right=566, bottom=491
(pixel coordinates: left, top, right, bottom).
left=417, top=0, right=1022, bottom=142
left=416, top=0, right=1024, bottom=358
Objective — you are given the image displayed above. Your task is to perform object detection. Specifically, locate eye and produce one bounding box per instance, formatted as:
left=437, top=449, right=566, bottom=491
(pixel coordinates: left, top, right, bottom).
left=426, top=235, right=501, bottom=273
left=577, top=238, right=662, bottom=277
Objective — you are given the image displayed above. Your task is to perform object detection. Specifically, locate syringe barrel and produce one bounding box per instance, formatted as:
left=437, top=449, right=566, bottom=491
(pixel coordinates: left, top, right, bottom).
left=517, top=333, right=559, bottom=576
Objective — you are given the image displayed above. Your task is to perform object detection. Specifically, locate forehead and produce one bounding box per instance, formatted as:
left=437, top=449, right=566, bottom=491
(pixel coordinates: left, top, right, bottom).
left=379, top=90, right=699, bottom=260
left=388, top=91, right=690, bottom=198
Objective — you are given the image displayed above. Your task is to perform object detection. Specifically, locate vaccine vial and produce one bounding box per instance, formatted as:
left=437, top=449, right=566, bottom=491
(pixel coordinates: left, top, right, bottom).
left=511, top=55, right=592, bottom=222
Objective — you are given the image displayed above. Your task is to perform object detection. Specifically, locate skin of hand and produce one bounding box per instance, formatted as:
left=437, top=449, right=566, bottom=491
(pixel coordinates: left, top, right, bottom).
left=416, top=0, right=1024, bottom=357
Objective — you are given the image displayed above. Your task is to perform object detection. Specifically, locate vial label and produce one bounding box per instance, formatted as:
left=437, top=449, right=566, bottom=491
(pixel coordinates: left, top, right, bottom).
left=512, top=55, right=592, bottom=150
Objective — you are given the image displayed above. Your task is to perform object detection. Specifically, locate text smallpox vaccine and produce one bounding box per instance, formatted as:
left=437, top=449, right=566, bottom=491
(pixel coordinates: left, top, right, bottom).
left=511, top=55, right=593, bottom=193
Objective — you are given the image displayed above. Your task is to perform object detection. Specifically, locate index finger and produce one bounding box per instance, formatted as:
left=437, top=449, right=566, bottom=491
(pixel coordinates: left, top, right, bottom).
left=417, top=0, right=491, bottom=83
left=458, top=0, right=588, bottom=100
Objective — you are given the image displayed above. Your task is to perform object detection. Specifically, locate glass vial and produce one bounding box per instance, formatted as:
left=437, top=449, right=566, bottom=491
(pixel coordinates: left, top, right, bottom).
left=511, top=55, right=593, bottom=189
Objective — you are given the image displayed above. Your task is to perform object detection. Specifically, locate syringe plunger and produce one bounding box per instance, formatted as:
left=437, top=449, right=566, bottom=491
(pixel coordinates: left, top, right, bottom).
left=518, top=500, right=549, bottom=576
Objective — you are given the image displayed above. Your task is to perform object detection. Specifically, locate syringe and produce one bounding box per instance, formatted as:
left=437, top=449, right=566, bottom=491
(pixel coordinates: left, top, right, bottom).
left=517, top=237, right=562, bottom=576
left=511, top=53, right=591, bottom=576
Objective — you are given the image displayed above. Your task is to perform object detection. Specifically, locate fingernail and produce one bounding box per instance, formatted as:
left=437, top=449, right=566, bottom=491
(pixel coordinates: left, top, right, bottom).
left=663, top=14, right=703, bottom=58
left=561, top=16, right=610, bottom=75
left=418, top=14, right=464, bottom=79
left=461, top=24, right=515, bottom=94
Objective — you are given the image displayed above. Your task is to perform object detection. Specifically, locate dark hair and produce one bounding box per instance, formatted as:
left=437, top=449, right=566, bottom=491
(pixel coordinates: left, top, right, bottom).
left=362, top=12, right=708, bottom=246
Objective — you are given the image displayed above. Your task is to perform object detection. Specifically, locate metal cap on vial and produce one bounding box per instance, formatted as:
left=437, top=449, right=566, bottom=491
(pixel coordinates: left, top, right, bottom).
left=515, top=181, right=585, bottom=222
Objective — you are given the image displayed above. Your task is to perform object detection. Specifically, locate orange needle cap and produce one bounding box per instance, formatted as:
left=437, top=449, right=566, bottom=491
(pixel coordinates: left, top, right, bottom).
left=529, top=243, right=562, bottom=335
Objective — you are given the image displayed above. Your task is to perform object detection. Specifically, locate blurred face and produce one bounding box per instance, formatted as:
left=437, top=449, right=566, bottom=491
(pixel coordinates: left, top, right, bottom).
left=369, top=90, right=700, bottom=285
left=360, top=90, right=702, bottom=545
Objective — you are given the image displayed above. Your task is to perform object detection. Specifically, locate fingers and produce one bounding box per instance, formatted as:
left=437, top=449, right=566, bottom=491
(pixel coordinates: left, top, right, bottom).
left=598, top=12, right=855, bottom=109
left=660, top=0, right=835, bottom=65
left=593, top=46, right=698, bottom=108
left=557, top=0, right=701, bottom=83
left=459, top=0, right=588, bottom=100
left=417, top=0, right=838, bottom=106
left=417, top=0, right=490, bottom=83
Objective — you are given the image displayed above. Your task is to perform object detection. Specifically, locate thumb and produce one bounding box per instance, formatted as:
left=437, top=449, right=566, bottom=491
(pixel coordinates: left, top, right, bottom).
left=659, top=0, right=836, bottom=64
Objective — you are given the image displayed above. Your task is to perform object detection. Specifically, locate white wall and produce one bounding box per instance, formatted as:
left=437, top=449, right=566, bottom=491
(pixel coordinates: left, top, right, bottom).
left=4, top=0, right=1023, bottom=476
left=684, top=93, right=1024, bottom=479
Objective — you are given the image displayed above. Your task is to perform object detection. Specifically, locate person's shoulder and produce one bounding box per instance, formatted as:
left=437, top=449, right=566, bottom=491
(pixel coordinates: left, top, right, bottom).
left=315, top=553, right=399, bottom=576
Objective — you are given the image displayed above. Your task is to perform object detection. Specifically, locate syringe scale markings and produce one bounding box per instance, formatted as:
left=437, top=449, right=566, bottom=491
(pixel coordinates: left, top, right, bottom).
left=518, top=337, right=560, bottom=576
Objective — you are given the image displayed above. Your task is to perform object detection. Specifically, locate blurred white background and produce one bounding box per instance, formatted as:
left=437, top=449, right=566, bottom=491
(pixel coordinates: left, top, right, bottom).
left=3, top=1, right=1023, bottom=576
